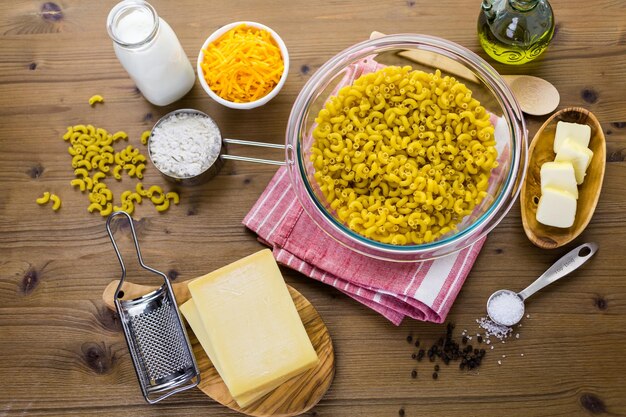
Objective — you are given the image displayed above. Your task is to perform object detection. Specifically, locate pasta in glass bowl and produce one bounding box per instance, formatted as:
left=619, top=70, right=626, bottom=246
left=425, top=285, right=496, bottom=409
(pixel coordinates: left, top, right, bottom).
left=285, top=34, right=527, bottom=262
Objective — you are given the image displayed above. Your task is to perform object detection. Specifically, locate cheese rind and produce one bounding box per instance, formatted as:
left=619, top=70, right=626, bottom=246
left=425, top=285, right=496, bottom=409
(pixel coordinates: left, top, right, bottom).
left=186, top=249, right=319, bottom=404
left=554, top=138, right=593, bottom=184
left=554, top=121, right=591, bottom=153
left=536, top=187, right=577, bottom=228
left=540, top=161, right=578, bottom=199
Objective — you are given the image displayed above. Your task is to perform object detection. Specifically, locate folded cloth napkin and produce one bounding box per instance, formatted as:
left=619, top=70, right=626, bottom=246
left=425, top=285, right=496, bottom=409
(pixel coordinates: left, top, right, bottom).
left=243, top=167, right=486, bottom=325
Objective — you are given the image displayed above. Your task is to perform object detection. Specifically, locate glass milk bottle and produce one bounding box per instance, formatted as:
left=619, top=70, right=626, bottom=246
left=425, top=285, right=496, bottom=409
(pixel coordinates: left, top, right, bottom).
left=478, top=0, right=555, bottom=65
left=106, top=0, right=195, bottom=106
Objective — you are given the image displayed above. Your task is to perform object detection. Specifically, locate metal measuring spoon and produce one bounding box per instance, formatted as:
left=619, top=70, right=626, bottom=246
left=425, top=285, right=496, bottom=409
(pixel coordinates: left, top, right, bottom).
left=487, top=242, right=598, bottom=326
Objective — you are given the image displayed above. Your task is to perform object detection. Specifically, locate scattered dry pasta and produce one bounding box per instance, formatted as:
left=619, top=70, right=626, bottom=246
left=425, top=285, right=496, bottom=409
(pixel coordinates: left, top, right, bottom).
left=36, top=192, right=51, bottom=205
left=140, top=130, right=151, bottom=145
left=88, top=94, right=104, bottom=106
left=310, top=66, right=498, bottom=245
left=62, top=124, right=181, bottom=215
left=50, top=194, right=62, bottom=211
left=36, top=192, right=61, bottom=211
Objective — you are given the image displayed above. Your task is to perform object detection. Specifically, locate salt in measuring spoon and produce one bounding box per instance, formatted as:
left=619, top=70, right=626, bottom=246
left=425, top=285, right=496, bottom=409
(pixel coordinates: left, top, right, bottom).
left=487, top=242, right=598, bottom=326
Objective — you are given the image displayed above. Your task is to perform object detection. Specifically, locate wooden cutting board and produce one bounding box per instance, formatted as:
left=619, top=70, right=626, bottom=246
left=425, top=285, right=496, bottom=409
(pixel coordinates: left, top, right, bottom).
left=102, top=279, right=335, bottom=417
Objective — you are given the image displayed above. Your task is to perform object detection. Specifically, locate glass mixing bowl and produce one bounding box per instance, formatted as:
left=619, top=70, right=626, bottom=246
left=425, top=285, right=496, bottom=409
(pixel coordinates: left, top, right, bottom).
left=285, top=34, right=527, bottom=262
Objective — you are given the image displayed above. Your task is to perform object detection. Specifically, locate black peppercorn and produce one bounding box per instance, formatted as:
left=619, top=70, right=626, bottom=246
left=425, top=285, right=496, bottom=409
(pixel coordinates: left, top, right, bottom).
left=405, top=322, right=487, bottom=377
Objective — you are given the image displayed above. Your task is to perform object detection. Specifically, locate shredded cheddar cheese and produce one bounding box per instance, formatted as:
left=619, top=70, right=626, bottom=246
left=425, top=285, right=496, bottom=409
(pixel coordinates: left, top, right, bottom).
left=201, top=25, right=284, bottom=103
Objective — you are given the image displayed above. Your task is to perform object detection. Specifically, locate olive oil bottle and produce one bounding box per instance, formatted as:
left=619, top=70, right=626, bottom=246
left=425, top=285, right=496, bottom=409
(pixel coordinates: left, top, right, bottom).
left=478, top=0, right=555, bottom=65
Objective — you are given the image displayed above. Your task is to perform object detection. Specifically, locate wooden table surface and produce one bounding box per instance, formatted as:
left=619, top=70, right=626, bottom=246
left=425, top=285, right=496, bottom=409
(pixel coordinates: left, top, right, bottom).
left=1, top=0, right=625, bottom=416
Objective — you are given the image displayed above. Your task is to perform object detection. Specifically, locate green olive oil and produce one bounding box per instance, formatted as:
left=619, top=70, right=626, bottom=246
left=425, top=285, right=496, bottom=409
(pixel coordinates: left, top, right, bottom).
left=478, top=0, right=555, bottom=65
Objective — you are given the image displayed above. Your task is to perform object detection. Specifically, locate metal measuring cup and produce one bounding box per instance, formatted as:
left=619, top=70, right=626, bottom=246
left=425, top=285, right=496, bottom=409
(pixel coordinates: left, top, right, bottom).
left=147, top=109, right=285, bottom=185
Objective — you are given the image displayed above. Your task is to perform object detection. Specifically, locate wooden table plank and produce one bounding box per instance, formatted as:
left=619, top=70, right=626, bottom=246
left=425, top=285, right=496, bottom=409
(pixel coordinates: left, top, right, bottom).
left=1, top=0, right=625, bottom=416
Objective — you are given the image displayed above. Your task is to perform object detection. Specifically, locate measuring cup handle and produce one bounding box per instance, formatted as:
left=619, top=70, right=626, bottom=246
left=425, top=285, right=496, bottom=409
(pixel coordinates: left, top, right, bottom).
left=518, top=242, right=598, bottom=301
left=221, top=138, right=286, bottom=166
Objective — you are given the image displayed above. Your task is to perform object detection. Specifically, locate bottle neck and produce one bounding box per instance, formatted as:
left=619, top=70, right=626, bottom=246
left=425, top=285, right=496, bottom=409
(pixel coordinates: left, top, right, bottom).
left=107, top=0, right=159, bottom=49
left=509, top=0, right=542, bottom=12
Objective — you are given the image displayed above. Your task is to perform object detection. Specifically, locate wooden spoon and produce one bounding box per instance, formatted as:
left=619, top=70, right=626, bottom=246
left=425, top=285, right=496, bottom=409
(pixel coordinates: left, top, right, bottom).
left=103, top=279, right=335, bottom=417
left=501, top=75, right=560, bottom=116
left=369, top=32, right=560, bottom=115
left=520, top=107, right=606, bottom=249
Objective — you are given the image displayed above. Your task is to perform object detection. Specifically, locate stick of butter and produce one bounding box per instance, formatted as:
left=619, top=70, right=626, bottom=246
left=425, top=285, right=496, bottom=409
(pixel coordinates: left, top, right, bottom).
left=554, top=138, right=594, bottom=184
left=553, top=121, right=591, bottom=153
left=183, top=250, right=319, bottom=407
left=536, top=187, right=577, bottom=228
left=540, top=161, right=578, bottom=199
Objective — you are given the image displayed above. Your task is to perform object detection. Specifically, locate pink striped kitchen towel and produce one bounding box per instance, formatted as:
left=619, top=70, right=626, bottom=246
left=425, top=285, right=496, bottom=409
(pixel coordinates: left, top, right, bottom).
left=243, top=167, right=486, bottom=325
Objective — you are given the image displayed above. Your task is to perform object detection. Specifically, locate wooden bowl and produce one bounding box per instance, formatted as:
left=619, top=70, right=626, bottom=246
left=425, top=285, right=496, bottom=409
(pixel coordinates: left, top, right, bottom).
left=520, top=107, right=606, bottom=249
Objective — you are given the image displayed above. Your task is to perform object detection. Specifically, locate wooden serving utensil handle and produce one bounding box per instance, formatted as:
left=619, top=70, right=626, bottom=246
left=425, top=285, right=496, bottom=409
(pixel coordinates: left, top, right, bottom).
left=102, top=279, right=193, bottom=311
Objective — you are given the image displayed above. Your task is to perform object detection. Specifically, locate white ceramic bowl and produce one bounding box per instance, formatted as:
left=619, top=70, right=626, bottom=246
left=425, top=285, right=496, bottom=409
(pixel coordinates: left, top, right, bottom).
left=196, top=21, right=289, bottom=110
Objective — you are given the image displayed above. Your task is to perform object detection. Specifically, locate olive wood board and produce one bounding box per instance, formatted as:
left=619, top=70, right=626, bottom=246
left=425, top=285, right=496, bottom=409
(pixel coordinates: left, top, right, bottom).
left=520, top=107, right=606, bottom=249
left=103, top=279, right=335, bottom=417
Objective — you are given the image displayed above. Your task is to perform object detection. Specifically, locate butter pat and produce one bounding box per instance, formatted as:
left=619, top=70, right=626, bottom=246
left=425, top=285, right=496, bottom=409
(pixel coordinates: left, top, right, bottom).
left=540, top=161, right=578, bottom=199
left=185, top=250, right=319, bottom=406
left=554, top=138, right=594, bottom=184
left=554, top=121, right=591, bottom=153
left=536, top=187, right=577, bottom=228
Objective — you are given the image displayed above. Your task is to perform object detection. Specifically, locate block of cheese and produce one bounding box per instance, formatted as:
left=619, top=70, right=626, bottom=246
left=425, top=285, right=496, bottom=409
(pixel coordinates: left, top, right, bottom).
left=554, top=138, right=594, bottom=184
left=185, top=250, right=319, bottom=406
left=536, top=187, right=577, bottom=228
left=180, top=299, right=279, bottom=407
left=553, top=121, right=591, bottom=153
left=540, top=161, right=578, bottom=199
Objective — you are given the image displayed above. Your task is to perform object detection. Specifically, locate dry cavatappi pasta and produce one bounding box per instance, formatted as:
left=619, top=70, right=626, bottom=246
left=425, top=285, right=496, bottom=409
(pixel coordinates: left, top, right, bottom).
left=310, top=66, right=498, bottom=245
left=62, top=124, right=179, bottom=216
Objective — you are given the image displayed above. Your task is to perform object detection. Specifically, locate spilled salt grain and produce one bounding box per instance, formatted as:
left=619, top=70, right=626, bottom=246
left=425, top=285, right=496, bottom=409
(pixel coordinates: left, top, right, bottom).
left=476, top=317, right=513, bottom=340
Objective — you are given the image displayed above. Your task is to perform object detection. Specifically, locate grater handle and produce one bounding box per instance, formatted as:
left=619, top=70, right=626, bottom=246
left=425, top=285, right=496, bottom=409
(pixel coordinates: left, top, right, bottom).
left=105, top=211, right=167, bottom=300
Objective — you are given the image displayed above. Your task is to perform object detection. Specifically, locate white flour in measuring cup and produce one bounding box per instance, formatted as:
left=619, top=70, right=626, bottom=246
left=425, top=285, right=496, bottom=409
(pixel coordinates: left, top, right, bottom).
left=149, top=112, right=222, bottom=178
